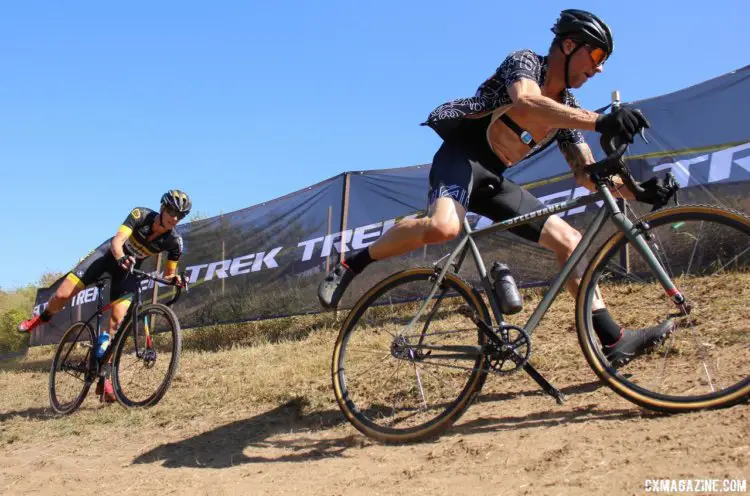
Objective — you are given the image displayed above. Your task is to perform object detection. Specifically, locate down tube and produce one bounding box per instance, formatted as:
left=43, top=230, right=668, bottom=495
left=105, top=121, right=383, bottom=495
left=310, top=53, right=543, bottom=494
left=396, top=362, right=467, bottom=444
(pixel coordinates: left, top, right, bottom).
left=524, top=205, right=610, bottom=336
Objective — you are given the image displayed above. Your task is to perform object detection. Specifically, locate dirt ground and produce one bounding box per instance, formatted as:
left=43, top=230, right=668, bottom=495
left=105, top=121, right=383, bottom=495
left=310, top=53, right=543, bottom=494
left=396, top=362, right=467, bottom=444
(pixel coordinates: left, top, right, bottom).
left=1, top=289, right=748, bottom=496
left=2, top=365, right=747, bottom=494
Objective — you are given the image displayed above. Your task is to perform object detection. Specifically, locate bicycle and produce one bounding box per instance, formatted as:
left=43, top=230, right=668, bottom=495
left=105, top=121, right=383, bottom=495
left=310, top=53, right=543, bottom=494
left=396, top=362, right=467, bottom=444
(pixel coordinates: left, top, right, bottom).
left=49, top=268, right=186, bottom=414
left=331, top=140, right=750, bottom=443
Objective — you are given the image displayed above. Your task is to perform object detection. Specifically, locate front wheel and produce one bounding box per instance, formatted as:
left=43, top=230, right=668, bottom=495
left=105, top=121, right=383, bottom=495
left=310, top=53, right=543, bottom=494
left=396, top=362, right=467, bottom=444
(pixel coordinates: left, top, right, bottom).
left=49, top=322, right=96, bottom=415
left=111, top=303, right=182, bottom=407
left=577, top=205, right=750, bottom=412
left=332, top=268, right=490, bottom=443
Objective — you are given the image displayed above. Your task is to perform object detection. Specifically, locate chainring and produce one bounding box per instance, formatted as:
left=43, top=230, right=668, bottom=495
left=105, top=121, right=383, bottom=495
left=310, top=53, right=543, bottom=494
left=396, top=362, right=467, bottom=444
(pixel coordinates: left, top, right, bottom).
left=486, top=324, right=531, bottom=375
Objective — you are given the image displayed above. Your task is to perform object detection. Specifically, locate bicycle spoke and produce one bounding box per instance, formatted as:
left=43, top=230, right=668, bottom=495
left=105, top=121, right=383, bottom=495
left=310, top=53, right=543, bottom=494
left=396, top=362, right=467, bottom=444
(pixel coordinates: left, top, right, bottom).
left=410, top=357, right=485, bottom=375
left=583, top=207, right=750, bottom=411
left=344, top=352, right=394, bottom=383
left=651, top=331, right=677, bottom=394
left=113, top=305, right=180, bottom=407
left=346, top=346, right=393, bottom=355
left=62, top=369, right=87, bottom=381
left=717, top=246, right=750, bottom=273
left=334, top=269, right=488, bottom=440
left=50, top=323, right=95, bottom=414
left=602, top=260, right=649, bottom=284
left=682, top=309, right=722, bottom=392
left=411, top=356, right=428, bottom=410
left=684, top=221, right=705, bottom=276
left=375, top=359, right=405, bottom=394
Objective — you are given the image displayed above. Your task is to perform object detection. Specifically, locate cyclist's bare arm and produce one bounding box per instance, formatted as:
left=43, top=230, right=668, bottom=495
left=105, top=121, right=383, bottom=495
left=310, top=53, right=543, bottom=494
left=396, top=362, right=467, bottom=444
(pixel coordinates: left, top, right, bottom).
left=509, top=79, right=599, bottom=131
left=163, top=263, right=177, bottom=280
left=110, top=230, right=129, bottom=261
left=559, top=141, right=636, bottom=200
left=162, top=257, right=185, bottom=286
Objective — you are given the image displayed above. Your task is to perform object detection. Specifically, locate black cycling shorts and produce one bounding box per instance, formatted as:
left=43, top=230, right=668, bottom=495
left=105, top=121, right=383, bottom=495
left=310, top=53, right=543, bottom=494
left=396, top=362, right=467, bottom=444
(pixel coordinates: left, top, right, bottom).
left=428, top=125, right=547, bottom=243
left=65, top=241, right=143, bottom=304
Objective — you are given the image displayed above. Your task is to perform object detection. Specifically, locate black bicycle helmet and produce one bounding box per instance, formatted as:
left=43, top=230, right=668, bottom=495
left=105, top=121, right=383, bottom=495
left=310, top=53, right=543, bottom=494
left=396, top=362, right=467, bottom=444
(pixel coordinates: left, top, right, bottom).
left=552, top=9, right=613, bottom=55
left=161, top=189, right=192, bottom=216
left=551, top=9, right=613, bottom=88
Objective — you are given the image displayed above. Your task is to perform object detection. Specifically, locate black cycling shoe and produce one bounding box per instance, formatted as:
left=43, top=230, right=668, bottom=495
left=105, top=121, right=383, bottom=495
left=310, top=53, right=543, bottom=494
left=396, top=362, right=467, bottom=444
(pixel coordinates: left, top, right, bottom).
left=603, top=320, right=675, bottom=367
left=318, top=262, right=356, bottom=309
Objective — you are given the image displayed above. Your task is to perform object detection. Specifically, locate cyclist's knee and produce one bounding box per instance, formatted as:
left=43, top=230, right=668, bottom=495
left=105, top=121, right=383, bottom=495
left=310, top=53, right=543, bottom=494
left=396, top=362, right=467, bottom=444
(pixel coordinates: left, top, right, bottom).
left=109, top=298, right=132, bottom=330
left=423, top=197, right=464, bottom=244
left=111, top=297, right=132, bottom=315
left=541, top=216, right=582, bottom=257
left=560, top=227, right=582, bottom=254
left=55, top=274, right=84, bottom=301
left=424, top=217, right=461, bottom=244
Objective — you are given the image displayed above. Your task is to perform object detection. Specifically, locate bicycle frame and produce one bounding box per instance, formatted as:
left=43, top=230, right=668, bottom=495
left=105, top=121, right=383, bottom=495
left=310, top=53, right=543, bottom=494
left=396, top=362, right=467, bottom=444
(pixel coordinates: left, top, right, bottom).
left=58, top=274, right=164, bottom=383
left=407, top=181, right=685, bottom=340
left=63, top=281, right=141, bottom=378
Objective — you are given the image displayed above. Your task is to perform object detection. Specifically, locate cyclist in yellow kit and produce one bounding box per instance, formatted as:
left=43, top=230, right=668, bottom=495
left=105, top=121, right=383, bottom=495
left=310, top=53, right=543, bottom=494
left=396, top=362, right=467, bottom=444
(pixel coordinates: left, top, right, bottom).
left=19, top=190, right=192, bottom=400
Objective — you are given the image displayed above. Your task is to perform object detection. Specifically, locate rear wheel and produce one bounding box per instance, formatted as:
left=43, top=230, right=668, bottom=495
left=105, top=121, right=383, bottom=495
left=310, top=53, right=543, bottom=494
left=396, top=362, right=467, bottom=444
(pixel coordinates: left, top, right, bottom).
left=332, top=268, right=490, bottom=443
left=49, top=322, right=96, bottom=415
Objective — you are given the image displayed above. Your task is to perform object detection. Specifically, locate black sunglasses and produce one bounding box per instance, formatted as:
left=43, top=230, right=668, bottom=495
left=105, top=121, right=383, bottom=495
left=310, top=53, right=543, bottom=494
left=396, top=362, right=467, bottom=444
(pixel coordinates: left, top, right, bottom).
left=164, top=206, right=187, bottom=220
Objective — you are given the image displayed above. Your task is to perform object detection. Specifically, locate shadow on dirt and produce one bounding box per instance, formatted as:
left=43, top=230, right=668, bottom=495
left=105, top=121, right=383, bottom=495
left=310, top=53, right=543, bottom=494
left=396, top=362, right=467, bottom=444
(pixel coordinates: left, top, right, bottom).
left=133, top=379, right=657, bottom=469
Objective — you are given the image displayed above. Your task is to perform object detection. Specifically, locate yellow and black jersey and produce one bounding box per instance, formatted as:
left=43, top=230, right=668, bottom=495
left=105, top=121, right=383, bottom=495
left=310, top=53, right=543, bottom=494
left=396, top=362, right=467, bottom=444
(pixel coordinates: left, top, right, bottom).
left=118, top=207, right=183, bottom=272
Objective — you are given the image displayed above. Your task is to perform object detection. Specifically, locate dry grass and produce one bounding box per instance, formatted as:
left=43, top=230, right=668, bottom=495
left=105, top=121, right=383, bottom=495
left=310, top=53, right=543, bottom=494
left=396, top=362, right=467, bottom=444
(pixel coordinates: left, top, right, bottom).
left=1, top=275, right=747, bottom=449
left=0, top=285, right=586, bottom=447
left=0, top=315, right=344, bottom=446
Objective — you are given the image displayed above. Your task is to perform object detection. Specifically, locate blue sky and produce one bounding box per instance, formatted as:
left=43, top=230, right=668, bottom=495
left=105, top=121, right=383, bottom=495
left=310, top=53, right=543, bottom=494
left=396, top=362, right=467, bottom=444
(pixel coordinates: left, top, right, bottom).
left=1, top=1, right=748, bottom=289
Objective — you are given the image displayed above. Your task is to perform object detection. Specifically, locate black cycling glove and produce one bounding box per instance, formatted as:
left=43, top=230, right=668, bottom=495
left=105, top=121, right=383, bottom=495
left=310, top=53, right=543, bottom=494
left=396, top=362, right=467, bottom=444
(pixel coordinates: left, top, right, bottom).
left=595, top=107, right=651, bottom=144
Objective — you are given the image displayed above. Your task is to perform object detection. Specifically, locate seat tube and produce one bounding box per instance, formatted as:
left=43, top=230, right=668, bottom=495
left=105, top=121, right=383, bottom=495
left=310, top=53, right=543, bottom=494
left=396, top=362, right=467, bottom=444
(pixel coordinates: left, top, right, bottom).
left=95, top=284, right=105, bottom=335
left=463, top=216, right=505, bottom=323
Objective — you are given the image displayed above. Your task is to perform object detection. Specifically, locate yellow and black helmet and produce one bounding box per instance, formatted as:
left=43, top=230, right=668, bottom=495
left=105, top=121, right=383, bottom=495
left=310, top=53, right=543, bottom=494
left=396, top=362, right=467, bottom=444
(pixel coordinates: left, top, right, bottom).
left=161, top=189, right=192, bottom=216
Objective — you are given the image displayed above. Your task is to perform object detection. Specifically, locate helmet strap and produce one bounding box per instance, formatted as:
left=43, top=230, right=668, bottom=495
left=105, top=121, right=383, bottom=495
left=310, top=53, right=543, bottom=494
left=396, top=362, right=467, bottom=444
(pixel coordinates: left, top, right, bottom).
left=559, top=40, right=584, bottom=89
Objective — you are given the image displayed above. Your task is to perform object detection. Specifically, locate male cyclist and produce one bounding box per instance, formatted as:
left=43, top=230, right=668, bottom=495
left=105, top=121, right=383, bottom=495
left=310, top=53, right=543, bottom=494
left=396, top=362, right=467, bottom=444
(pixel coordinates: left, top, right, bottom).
left=18, top=189, right=192, bottom=400
left=319, top=10, right=676, bottom=366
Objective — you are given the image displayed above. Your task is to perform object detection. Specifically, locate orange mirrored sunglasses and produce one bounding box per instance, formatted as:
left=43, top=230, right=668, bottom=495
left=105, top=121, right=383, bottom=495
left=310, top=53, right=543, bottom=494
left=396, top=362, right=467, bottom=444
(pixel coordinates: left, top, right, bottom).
left=587, top=46, right=608, bottom=67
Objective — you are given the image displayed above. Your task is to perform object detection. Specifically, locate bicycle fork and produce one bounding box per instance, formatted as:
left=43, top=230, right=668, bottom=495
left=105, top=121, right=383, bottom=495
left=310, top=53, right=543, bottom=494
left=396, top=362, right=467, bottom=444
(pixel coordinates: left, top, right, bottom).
left=601, top=188, right=688, bottom=312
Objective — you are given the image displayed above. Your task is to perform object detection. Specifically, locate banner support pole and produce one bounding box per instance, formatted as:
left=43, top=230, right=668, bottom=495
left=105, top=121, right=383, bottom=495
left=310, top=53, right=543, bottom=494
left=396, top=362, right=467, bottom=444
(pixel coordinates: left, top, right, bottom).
left=334, top=172, right=352, bottom=319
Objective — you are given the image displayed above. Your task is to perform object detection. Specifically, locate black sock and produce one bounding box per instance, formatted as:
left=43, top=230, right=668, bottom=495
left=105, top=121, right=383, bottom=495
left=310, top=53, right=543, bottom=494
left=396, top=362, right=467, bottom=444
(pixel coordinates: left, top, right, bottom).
left=592, top=309, right=623, bottom=346
left=40, top=309, right=52, bottom=322
left=345, top=248, right=374, bottom=275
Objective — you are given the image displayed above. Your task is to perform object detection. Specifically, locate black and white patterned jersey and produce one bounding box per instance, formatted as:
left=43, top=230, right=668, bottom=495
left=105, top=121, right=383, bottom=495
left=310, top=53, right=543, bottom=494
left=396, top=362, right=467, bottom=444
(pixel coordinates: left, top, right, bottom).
left=421, top=49, right=586, bottom=164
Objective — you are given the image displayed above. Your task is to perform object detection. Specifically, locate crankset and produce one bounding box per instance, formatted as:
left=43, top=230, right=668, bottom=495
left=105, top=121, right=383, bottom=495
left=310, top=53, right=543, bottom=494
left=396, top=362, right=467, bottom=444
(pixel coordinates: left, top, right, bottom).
left=457, top=304, right=565, bottom=405
left=486, top=324, right=531, bottom=375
